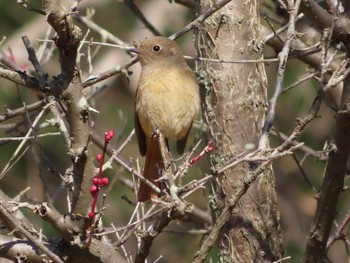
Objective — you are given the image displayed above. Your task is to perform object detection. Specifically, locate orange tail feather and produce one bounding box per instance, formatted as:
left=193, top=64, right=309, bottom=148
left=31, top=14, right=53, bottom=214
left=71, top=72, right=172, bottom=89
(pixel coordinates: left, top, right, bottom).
left=137, top=137, right=164, bottom=202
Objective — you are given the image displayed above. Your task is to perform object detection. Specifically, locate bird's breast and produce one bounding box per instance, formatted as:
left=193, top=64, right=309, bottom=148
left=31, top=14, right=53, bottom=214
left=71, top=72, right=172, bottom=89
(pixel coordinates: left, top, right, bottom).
left=136, top=68, right=200, bottom=139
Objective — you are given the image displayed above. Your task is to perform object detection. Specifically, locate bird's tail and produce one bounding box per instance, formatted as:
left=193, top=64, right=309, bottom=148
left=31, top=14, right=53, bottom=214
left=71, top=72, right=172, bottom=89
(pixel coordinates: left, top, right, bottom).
left=137, top=136, right=163, bottom=202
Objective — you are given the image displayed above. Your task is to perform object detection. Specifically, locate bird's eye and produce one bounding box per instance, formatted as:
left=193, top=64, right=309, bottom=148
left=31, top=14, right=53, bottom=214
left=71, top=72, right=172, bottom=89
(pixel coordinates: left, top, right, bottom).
left=152, top=45, right=161, bottom=52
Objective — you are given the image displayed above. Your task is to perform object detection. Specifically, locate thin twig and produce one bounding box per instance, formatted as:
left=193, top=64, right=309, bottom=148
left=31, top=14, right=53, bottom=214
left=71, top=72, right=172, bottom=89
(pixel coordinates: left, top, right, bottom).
left=282, top=71, right=318, bottom=93
left=91, top=132, right=162, bottom=196
left=262, top=0, right=302, bottom=134
left=170, top=0, right=231, bottom=40
left=22, top=35, right=47, bottom=90
left=74, top=14, right=128, bottom=46
left=271, top=128, right=328, bottom=161
left=124, top=0, right=162, bottom=36
left=0, top=99, right=47, bottom=122
left=264, top=13, right=304, bottom=43
left=327, top=208, right=350, bottom=248
left=0, top=132, right=60, bottom=142
left=0, top=105, right=48, bottom=179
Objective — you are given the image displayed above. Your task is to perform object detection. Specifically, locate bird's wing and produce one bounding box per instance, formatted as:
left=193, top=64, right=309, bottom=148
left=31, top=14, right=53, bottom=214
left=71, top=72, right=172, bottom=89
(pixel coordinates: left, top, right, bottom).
left=135, top=110, right=147, bottom=156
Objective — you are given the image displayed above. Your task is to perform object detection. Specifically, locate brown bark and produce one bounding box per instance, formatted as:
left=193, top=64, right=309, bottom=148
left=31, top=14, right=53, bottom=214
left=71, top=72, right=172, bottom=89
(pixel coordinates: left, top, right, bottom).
left=194, top=0, right=283, bottom=262
left=302, top=75, right=350, bottom=263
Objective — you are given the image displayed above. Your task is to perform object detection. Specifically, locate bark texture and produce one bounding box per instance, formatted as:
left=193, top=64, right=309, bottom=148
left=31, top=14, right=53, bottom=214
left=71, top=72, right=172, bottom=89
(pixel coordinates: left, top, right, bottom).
left=194, top=0, right=283, bottom=261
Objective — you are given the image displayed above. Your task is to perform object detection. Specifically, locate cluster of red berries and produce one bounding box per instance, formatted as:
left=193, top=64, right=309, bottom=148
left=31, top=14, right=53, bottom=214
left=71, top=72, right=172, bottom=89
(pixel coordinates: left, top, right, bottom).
left=88, top=130, right=114, bottom=219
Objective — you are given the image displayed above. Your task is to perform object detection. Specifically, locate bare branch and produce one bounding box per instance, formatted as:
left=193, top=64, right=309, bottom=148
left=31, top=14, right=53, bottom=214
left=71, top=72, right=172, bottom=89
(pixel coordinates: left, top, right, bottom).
left=302, top=67, right=350, bottom=263
left=124, top=0, right=162, bottom=36
left=300, top=0, right=350, bottom=48
left=170, top=0, right=231, bottom=40
left=21, top=35, right=47, bottom=90
left=0, top=202, right=64, bottom=263
left=0, top=99, right=46, bottom=122
left=0, top=235, right=58, bottom=262
left=262, top=0, right=302, bottom=134
left=0, top=65, right=39, bottom=90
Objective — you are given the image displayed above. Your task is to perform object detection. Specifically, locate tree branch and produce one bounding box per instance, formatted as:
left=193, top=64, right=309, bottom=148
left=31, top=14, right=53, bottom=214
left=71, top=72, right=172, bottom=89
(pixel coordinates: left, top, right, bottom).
left=0, top=65, right=39, bottom=90
left=0, top=234, right=60, bottom=262
left=302, top=72, right=350, bottom=263
left=300, top=0, right=350, bottom=48
left=0, top=202, right=64, bottom=263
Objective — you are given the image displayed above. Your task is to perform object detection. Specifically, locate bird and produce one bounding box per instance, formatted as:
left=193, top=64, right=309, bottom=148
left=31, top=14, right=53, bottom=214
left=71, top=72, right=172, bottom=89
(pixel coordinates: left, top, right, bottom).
left=130, top=36, right=200, bottom=202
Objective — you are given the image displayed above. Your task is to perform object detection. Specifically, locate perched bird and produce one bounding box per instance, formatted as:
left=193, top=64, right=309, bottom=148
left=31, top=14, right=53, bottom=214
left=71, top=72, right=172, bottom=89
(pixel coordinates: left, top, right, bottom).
left=130, top=36, right=200, bottom=202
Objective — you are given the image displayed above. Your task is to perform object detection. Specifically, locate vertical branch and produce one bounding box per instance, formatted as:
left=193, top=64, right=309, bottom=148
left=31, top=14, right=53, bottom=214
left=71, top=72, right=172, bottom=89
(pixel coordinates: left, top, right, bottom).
left=194, top=0, right=283, bottom=261
left=302, top=74, right=350, bottom=262
left=42, top=0, right=94, bottom=217
left=262, top=0, right=302, bottom=134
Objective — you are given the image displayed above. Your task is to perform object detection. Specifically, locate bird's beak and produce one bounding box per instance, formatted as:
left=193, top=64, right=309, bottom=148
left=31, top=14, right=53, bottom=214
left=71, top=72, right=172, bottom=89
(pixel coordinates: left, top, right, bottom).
left=128, top=47, right=140, bottom=54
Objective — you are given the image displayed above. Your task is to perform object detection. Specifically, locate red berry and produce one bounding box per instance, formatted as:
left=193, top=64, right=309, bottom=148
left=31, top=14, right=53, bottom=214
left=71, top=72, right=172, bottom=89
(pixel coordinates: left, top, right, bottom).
left=206, top=146, right=214, bottom=152
left=92, top=177, right=100, bottom=186
left=90, top=185, right=98, bottom=196
left=105, top=130, right=114, bottom=143
left=96, top=154, right=103, bottom=162
left=100, top=177, right=109, bottom=187
left=88, top=211, right=95, bottom=219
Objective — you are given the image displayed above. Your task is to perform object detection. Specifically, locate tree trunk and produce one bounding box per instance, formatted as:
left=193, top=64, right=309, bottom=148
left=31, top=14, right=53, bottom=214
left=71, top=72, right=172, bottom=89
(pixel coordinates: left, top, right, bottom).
left=194, top=1, right=284, bottom=261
